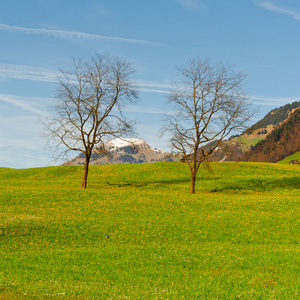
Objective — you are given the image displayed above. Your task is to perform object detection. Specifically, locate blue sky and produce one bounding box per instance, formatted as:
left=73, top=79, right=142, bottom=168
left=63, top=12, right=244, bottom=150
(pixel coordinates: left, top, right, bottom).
left=1, top=0, right=300, bottom=168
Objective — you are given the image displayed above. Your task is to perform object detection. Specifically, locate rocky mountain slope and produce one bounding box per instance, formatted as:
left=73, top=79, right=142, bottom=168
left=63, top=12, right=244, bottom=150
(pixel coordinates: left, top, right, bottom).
left=65, top=138, right=180, bottom=165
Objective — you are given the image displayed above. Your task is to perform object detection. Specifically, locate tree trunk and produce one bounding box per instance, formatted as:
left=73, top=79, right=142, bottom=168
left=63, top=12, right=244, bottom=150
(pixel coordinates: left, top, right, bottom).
left=81, top=155, right=90, bottom=189
left=190, top=172, right=196, bottom=194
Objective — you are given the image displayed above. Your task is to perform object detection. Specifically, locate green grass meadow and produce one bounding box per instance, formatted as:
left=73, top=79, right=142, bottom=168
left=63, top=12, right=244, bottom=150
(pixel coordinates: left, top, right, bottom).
left=0, top=162, right=299, bottom=299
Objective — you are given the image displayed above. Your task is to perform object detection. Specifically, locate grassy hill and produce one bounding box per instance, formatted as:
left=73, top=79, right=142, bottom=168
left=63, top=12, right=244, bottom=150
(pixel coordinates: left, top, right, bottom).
left=277, top=151, right=300, bottom=164
left=0, top=162, right=299, bottom=299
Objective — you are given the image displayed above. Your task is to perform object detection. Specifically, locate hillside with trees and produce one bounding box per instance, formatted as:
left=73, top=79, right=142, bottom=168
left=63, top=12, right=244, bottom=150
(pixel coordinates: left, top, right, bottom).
left=202, top=100, right=300, bottom=162
left=241, top=107, right=300, bottom=162
left=245, top=100, right=300, bottom=133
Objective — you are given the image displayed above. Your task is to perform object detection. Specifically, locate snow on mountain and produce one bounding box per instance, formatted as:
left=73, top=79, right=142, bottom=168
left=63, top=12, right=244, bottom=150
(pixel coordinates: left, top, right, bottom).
left=105, top=138, right=145, bottom=151
left=104, top=138, right=168, bottom=154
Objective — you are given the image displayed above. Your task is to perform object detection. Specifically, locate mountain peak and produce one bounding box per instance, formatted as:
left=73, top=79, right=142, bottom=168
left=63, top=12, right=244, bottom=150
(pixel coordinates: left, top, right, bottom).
left=65, top=138, right=181, bottom=165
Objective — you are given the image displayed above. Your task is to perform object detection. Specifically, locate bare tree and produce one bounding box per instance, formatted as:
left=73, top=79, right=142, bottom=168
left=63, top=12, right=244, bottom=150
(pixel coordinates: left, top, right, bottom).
left=44, top=53, right=138, bottom=189
left=163, top=57, right=252, bottom=193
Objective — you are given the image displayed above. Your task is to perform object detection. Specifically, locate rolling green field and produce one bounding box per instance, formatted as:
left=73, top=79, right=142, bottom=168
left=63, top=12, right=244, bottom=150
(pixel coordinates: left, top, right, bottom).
left=0, top=162, right=299, bottom=299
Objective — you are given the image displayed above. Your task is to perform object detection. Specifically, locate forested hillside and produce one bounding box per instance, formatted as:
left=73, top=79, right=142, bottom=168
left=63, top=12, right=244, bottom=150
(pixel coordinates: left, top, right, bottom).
left=241, top=107, right=300, bottom=162
left=202, top=100, right=300, bottom=163
left=245, top=100, right=300, bottom=133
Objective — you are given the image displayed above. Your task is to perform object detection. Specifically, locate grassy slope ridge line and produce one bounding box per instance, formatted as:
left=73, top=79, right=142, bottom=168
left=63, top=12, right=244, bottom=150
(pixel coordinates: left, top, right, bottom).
left=0, top=162, right=299, bottom=299
left=278, top=151, right=300, bottom=164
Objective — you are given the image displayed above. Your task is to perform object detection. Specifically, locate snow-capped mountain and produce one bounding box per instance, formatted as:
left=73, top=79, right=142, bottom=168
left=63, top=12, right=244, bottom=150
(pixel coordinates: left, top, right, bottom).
left=65, top=138, right=180, bottom=165
left=105, top=138, right=145, bottom=150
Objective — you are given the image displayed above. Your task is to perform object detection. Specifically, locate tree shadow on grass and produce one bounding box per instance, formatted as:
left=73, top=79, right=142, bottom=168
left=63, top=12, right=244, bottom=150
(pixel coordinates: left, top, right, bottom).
left=106, top=178, right=190, bottom=188
left=106, top=176, right=222, bottom=189
left=105, top=176, right=300, bottom=193
left=210, top=177, right=300, bottom=193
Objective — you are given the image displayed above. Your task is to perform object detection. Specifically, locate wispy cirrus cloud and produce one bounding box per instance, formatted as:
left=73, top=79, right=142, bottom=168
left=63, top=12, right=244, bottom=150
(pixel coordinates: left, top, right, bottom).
left=124, top=105, right=167, bottom=114
left=177, top=0, right=205, bottom=11
left=0, top=23, right=166, bottom=46
left=254, top=1, right=300, bottom=21
left=139, top=87, right=169, bottom=94
left=136, top=80, right=172, bottom=90
left=136, top=80, right=171, bottom=94
left=0, top=63, right=58, bottom=82
left=0, top=63, right=172, bottom=94
left=0, top=92, right=166, bottom=117
left=0, top=93, right=51, bottom=116
left=249, top=95, right=300, bottom=105
left=2, top=63, right=297, bottom=107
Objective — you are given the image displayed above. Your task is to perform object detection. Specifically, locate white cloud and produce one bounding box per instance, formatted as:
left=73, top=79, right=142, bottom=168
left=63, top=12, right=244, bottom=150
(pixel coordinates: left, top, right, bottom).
left=139, top=87, right=169, bottom=94
left=0, top=93, right=51, bottom=116
left=254, top=1, right=300, bottom=21
left=0, top=63, right=173, bottom=94
left=136, top=80, right=172, bottom=94
left=0, top=91, right=167, bottom=117
left=136, top=80, right=172, bottom=90
left=3, top=63, right=297, bottom=107
left=248, top=95, right=300, bottom=105
left=124, top=104, right=167, bottom=114
left=177, top=0, right=205, bottom=11
left=0, top=63, right=58, bottom=82
left=0, top=23, right=166, bottom=46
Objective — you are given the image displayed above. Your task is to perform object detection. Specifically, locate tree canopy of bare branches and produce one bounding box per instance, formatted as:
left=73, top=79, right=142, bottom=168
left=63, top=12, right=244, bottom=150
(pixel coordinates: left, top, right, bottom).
left=44, top=53, right=138, bottom=188
left=163, top=57, right=252, bottom=193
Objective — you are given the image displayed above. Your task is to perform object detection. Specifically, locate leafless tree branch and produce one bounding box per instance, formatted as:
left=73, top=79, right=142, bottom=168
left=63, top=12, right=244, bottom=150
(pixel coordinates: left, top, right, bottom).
left=162, top=57, right=252, bottom=193
left=43, top=53, right=138, bottom=188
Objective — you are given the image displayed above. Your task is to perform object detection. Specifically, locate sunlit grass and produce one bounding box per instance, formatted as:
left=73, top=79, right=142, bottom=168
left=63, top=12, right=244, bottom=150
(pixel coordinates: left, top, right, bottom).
left=236, top=136, right=263, bottom=144
left=233, top=135, right=263, bottom=148
left=0, top=162, right=299, bottom=299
